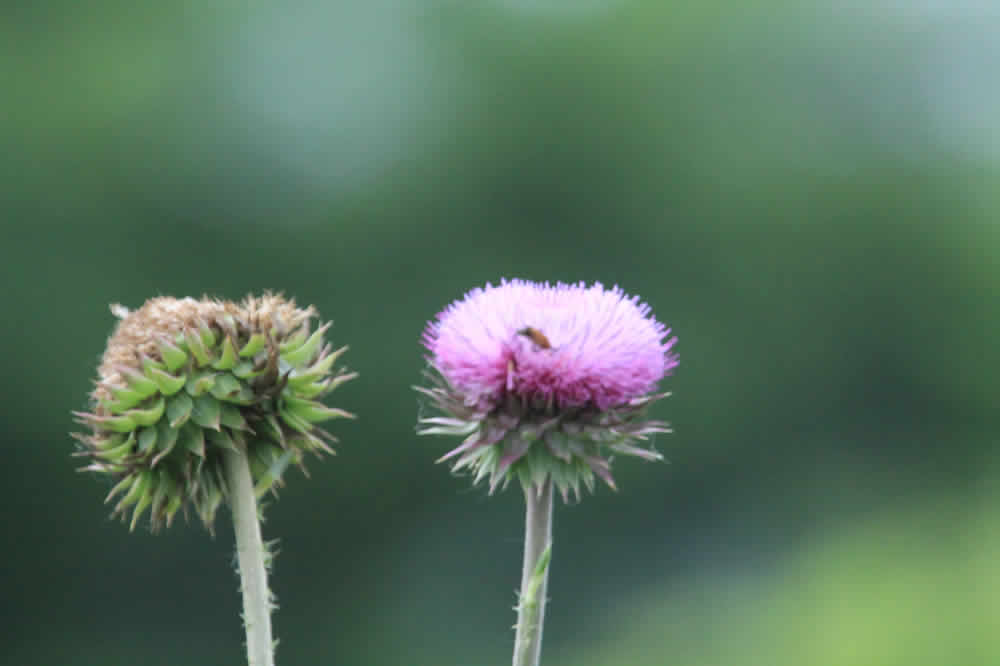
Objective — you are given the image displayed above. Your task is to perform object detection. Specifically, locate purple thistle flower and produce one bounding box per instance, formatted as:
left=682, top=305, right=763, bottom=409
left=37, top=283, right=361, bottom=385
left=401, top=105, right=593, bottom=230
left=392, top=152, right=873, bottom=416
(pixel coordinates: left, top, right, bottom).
left=417, top=279, right=677, bottom=500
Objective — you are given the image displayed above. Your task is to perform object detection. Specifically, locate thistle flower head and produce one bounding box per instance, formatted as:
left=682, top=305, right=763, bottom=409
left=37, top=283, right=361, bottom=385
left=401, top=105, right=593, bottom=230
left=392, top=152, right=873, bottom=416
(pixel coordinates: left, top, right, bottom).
left=74, top=293, right=356, bottom=532
left=417, top=279, right=677, bottom=500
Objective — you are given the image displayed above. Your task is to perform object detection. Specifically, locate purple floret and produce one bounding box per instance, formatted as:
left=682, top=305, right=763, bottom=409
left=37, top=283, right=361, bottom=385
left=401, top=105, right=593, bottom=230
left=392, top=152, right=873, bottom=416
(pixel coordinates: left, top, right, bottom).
left=423, top=279, right=677, bottom=411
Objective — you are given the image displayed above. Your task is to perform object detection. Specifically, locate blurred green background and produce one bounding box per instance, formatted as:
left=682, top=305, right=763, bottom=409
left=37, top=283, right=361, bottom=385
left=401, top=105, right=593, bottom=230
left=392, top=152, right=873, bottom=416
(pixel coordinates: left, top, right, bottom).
left=3, top=1, right=998, bottom=664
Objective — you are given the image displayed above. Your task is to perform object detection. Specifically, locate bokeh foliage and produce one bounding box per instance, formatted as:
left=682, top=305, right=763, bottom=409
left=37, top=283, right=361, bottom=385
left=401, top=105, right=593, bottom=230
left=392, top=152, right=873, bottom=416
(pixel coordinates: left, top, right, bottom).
left=2, top=1, right=998, bottom=664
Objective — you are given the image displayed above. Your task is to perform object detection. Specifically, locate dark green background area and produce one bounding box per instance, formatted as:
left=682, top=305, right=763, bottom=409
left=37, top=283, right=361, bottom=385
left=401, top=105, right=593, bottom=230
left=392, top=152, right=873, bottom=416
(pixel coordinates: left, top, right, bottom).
left=3, top=2, right=998, bottom=664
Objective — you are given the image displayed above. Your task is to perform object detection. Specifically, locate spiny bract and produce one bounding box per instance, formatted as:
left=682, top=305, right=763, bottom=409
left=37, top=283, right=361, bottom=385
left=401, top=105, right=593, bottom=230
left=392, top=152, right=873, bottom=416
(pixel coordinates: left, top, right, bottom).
left=74, top=294, right=356, bottom=531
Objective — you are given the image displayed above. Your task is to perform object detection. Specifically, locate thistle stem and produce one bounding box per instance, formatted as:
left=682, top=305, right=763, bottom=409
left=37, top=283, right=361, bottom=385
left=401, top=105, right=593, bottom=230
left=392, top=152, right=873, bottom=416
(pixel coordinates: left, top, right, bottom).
left=223, top=450, right=275, bottom=666
left=512, top=479, right=554, bottom=666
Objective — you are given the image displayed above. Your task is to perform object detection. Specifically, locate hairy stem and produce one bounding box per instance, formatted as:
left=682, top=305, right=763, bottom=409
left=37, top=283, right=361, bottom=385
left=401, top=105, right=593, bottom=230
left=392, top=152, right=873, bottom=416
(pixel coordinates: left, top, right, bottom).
left=512, top=479, right=554, bottom=666
left=224, top=450, right=275, bottom=666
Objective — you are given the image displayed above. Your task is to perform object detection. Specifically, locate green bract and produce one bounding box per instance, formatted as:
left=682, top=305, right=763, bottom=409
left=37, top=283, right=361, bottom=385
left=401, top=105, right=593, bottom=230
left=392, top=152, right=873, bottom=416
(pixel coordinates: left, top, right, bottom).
left=416, top=367, right=670, bottom=502
left=74, top=294, right=356, bottom=531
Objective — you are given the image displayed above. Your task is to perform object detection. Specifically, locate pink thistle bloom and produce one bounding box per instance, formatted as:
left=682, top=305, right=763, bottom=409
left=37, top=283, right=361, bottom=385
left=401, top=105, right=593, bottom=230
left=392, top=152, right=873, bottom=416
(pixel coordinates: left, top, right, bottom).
left=417, top=279, right=677, bottom=499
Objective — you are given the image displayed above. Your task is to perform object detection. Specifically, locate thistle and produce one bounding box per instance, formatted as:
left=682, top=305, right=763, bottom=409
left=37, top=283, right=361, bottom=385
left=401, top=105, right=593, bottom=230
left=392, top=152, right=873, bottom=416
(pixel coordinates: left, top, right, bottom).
left=74, top=293, right=355, bottom=666
left=416, top=279, right=677, bottom=666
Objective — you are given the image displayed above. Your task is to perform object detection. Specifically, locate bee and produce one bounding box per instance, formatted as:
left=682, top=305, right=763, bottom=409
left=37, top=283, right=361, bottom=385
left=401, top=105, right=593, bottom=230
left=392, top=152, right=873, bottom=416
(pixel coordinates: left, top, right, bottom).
left=516, top=326, right=552, bottom=350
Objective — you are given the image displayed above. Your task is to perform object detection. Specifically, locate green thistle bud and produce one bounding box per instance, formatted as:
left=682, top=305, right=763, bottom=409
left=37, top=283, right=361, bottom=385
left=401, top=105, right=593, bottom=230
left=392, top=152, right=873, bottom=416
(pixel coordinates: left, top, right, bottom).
left=74, top=294, right=356, bottom=532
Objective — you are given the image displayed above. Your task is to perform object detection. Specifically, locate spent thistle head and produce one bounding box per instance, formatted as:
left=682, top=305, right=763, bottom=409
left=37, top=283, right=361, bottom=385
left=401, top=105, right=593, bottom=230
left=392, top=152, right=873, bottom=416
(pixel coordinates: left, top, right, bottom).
left=74, top=293, right=356, bottom=531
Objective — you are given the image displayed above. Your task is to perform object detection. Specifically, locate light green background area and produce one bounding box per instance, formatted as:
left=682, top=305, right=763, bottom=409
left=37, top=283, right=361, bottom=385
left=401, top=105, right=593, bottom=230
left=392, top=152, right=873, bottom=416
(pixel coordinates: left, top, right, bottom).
left=2, top=1, right=998, bottom=664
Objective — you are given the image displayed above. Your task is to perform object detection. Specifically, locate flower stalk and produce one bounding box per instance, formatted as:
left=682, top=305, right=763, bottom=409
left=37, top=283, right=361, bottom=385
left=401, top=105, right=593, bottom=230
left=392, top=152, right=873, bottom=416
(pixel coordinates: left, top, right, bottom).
left=74, top=294, right=355, bottom=666
left=224, top=449, right=275, bottom=666
left=417, top=279, right=677, bottom=666
left=513, top=480, right=554, bottom=666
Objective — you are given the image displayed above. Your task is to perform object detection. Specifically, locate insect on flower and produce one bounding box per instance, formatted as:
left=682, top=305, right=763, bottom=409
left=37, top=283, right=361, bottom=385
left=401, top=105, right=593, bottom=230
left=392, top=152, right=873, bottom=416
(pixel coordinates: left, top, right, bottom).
left=516, top=326, right=552, bottom=350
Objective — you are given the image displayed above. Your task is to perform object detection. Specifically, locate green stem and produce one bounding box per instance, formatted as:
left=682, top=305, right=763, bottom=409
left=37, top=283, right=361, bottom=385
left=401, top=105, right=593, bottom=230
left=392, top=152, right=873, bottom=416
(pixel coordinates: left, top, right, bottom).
left=512, top=479, right=554, bottom=666
left=224, top=450, right=275, bottom=666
